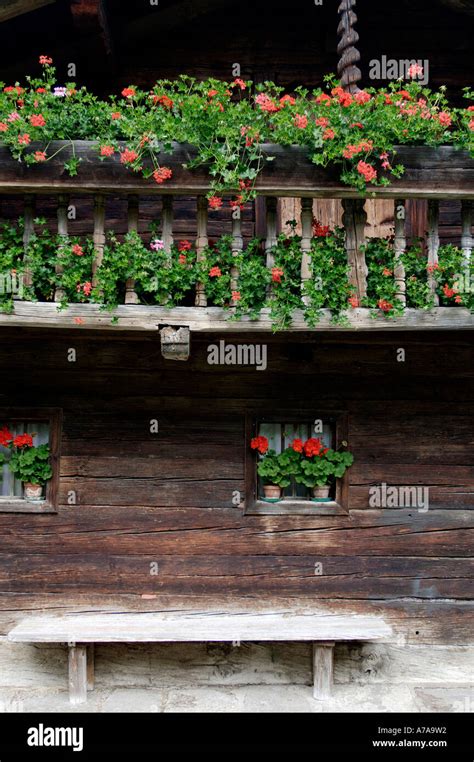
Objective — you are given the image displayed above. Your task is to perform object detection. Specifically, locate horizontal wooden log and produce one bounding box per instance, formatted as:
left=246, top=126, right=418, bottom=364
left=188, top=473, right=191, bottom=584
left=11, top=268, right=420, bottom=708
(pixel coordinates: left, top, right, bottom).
left=0, top=303, right=472, bottom=331
left=0, top=143, right=473, bottom=198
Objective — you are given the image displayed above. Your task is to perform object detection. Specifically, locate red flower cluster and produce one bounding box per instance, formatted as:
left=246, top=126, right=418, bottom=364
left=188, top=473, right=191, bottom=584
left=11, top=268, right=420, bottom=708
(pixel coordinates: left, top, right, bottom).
left=378, top=299, right=393, bottom=312
left=303, top=438, right=329, bottom=458
left=178, top=240, right=192, bottom=251
left=443, top=284, right=457, bottom=298
left=312, top=219, right=331, bottom=238
left=208, top=195, right=223, bottom=210
left=13, top=433, right=34, bottom=448
left=348, top=296, right=359, bottom=308
left=272, top=267, right=284, bottom=283
left=34, top=151, right=46, bottom=162
left=209, top=266, right=222, bottom=277
left=342, top=140, right=374, bottom=160
left=0, top=426, right=13, bottom=447
left=39, top=55, right=53, bottom=65
left=152, top=94, right=173, bottom=109
left=153, top=167, right=172, bottom=184
left=72, top=244, right=84, bottom=256
left=30, top=114, right=46, bottom=127
left=280, top=95, right=296, bottom=107
left=255, top=94, right=280, bottom=113
left=121, top=87, right=136, bottom=98
left=120, top=148, right=138, bottom=164
left=232, top=78, right=247, bottom=90
left=250, top=436, right=269, bottom=455
left=291, top=438, right=304, bottom=453
left=331, top=86, right=353, bottom=107
left=100, top=145, right=114, bottom=157
left=294, top=114, right=308, bottom=129
left=18, top=133, right=31, bottom=145
left=357, top=161, right=377, bottom=182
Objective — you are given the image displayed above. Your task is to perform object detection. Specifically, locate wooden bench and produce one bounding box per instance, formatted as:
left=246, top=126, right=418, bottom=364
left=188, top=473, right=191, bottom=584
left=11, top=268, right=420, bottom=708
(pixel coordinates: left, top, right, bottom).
left=8, top=612, right=392, bottom=704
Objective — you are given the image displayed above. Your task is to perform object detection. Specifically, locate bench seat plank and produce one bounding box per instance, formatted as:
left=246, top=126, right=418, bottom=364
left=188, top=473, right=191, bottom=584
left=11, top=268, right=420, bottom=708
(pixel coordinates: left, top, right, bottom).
left=8, top=612, right=391, bottom=643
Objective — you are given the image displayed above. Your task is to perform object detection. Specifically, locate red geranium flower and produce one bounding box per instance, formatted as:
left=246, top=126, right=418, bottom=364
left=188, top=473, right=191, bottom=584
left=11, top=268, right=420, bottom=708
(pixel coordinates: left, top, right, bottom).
left=378, top=299, right=393, bottom=312
left=271, top=267, right=284, bottom=283
left=178, top=240, right=192, bottom=251
left=100, top=145, right=114, bottom=157
left=153, top=167, right=172, bottom=184
left=72, top=244, right=84, bottom=256
left=120, top=148, right=138, bottom=164
left=304, top=438, right=323, bottom=457
left=208, top=196, right=223, bottom=210
left=443, top=284, right=457, bottom=299
left=34, top=151, right=46, bottom=162
left=209, top=266, right=222, bottom=278
left=121, top=87, right=136, bottom=98
left=291, top=438, right=304, bottom=453
left=13, top=433, right=33, bottom=448
left=39, top=55, right=53, bottom=65
left=0, top=426, right=13, bottom=447
left=250, top=435, right=269, bottom=455
left=29, top=114, right=46, bottom=127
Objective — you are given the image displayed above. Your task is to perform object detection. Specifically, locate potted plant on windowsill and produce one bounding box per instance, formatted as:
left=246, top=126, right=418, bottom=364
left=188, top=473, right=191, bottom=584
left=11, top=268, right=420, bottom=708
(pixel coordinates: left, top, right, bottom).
left=0, top=427, right=52, bottom=501
left=250, top=435, right=292, bottom=500
left=295, top=438, right=353, bottom=501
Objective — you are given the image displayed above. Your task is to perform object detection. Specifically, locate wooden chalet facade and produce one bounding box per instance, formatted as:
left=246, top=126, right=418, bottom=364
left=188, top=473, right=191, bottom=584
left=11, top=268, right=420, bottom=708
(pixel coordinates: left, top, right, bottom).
left=0, top=0, right=472, bottom=704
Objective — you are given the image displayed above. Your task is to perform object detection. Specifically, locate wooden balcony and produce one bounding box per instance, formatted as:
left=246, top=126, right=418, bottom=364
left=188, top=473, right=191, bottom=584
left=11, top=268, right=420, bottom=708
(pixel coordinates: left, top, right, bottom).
left=0, top=141, right=473, bottom=333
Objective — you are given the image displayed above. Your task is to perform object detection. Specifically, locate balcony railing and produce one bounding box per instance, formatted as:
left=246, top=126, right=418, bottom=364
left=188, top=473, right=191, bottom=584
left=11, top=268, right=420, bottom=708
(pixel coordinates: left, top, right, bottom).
left=0, top=141, right=473, bottom=332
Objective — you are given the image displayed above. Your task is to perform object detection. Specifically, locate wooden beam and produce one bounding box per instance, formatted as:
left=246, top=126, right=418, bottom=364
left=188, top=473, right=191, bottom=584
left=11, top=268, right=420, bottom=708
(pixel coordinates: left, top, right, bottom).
left=0, top=303, right=472, bottom=332
left=0, top=0, right=54, bottom=24
left=0, top=143, right=472, bottom=199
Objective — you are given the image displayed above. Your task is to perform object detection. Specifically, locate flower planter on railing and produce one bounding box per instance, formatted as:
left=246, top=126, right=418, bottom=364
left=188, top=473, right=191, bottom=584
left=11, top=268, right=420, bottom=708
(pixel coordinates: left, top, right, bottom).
left=0, top=141, right=472, bottom=331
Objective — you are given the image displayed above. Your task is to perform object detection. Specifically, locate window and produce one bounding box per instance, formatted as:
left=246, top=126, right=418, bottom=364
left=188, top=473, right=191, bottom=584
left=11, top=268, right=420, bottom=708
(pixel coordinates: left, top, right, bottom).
left=0, top=408, right=61, bottom=513
left=245, top=411, right=349, bottom=515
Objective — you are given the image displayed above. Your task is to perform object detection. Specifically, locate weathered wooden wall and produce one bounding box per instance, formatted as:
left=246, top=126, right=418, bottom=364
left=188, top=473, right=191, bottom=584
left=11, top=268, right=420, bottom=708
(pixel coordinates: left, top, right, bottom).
left=0, top=328, right=472, bottom=643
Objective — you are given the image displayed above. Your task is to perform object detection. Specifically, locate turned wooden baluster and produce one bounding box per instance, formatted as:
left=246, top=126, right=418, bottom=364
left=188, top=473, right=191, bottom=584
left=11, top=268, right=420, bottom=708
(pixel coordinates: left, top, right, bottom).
left=460, top=201, right=473, bottom=294
left=300, top=197, right=313, bottom=305
left=427, top=200, right=440, bottom=306
left=161, top=195, right=174, bottom=258
left=125, top=195, right=139, bottom=304
left=342, top=198, right=367, bottom=302
left=265, top=197, right=278, bottom=296
left=394, top=199, right=407, bottom=306
left=337, top=0, right=362, bottom=94
left=195, top=195, right=208, bottom=307
left=92, top=194, right=106, bottom=288
left=231, top=205, right=243, bottom=305
left=54, top=194, right=68, bottom=302
left=22, top=194, right=35, bottom=294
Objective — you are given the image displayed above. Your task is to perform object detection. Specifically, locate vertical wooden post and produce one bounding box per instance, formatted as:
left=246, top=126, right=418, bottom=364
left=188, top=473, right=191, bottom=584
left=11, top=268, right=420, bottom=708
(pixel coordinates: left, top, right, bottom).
left=125, top=195, right=139, bottom=304
left=22, top=194, right=35, bottom=293
left=394, top=199, right=407, bottom=306
left=92, top=194, right=106, bottom=287
left=231, top=206, right=243, bottom=305
left=342, top=198, right=367, bottom=301
left=161, top=195, right=174, bottom=257
left=461, top=201, right=473, bottom=294
left=427, top=200, right=440, bottom=306
left=300, top=197, right=313, bottom=305
left=86, top=644, right=95, bottom=691
left=68, top=643, right=87, bottom=705
left=264, top=197, right=278, bottom=299
left=195, top=195, right=208, bottom=307
left=312, top=642, right=335, bottom=700
left=265, top=197, right=278, bottom=269
left=54, top=194, right=68, bottom=303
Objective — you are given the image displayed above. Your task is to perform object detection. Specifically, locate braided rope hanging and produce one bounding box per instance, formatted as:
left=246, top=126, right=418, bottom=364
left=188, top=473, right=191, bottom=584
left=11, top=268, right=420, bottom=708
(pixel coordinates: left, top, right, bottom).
left=337, top=0, right=362, bottom=93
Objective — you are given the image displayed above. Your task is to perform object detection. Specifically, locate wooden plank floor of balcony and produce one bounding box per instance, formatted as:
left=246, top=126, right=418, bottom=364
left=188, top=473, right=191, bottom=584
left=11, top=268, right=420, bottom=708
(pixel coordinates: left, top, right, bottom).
left=0, top=303, right=472, bottom=331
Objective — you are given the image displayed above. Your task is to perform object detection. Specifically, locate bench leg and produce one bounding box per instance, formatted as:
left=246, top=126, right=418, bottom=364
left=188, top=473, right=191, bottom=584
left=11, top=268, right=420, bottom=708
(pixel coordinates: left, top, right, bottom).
left=68, top=643, right=88, bottom=705
left=312, top=642, right=335, bottom=700
left=87, top=644, right=95, bottom=691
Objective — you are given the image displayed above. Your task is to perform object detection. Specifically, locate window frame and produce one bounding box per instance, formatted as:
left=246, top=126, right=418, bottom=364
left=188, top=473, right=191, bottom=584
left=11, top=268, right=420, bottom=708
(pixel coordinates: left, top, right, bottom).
left=0, top=407, right=62, bottom=513
left=244, top=409, right=349, bottom=516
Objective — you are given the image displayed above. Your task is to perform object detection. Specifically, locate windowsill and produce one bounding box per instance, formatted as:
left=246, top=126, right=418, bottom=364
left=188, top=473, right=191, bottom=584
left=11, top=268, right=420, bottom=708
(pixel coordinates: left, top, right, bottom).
left=0, top=498, right=57, bottom=514
left=246, top=499, right=347, bottom=516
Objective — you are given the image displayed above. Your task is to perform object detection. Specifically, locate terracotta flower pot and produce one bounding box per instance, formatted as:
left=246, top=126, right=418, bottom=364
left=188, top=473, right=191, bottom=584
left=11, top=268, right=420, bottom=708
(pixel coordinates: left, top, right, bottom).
left=312, top=485, right=330, bottom=500
left=263, top=485, right=282, bottom=499
left=24, top=482, right=43, bottom=501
